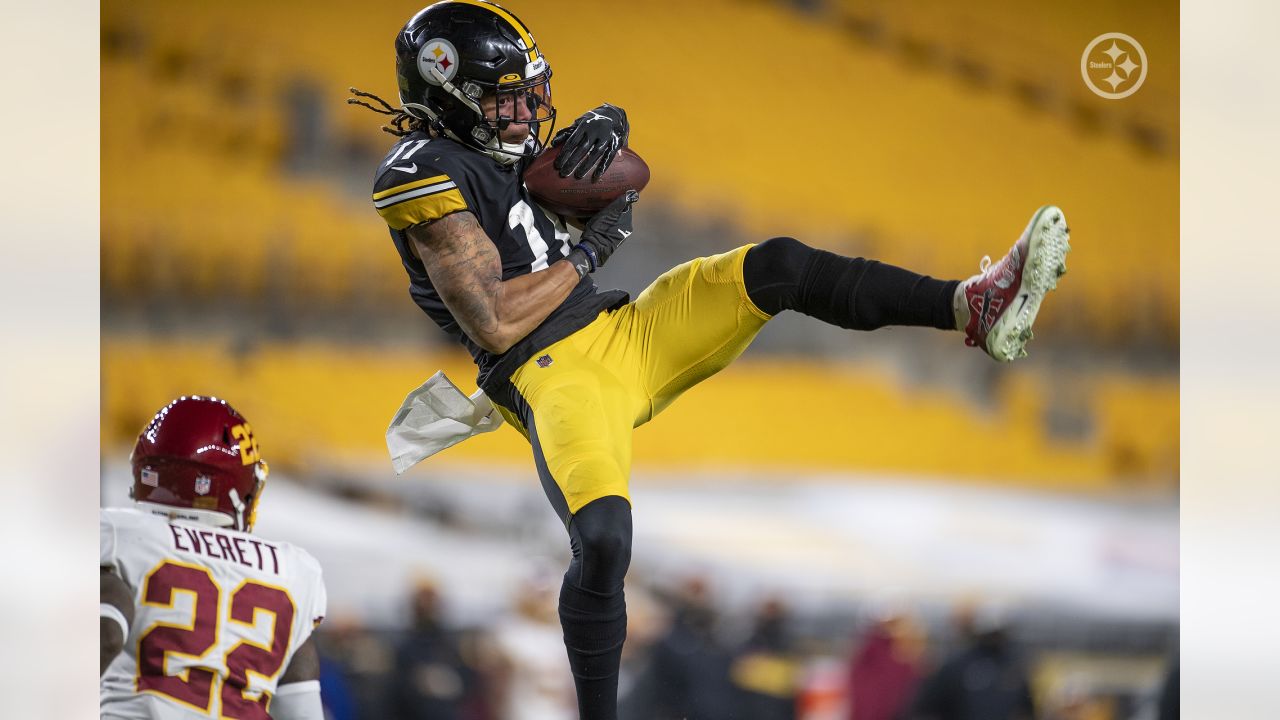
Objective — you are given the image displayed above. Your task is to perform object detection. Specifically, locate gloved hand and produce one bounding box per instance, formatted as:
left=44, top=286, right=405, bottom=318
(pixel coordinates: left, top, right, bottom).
left=567, top=190, right=639, bottom=276
left=550, top=103, right=629, bottom=181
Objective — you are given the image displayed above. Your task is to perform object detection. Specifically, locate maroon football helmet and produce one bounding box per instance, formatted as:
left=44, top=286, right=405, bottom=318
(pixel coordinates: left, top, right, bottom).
left=130, top=396, right=269, bottom=532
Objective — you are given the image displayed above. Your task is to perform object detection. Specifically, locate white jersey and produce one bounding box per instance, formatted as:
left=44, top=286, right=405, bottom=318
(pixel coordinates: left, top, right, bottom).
left=100, top=507, right=327, bottom=719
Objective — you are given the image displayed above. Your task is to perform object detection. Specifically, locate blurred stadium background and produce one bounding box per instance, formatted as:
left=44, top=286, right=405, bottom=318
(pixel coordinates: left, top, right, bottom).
left=101, top=0, right=1178, bottom=718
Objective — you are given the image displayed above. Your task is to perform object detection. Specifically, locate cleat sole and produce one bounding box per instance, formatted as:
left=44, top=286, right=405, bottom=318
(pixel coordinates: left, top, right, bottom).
left=987, top=205, right=1071, bottom=362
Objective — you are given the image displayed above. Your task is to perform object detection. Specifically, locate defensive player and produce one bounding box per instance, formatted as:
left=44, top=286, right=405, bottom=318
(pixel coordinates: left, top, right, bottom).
left=100, top=396, right=327, bottom=720
left=353, top=2, right=1071, bottom=717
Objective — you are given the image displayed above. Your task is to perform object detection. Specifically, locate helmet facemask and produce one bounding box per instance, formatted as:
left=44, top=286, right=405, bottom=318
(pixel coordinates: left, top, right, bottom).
left=234, top=460, right=269, bottom=532
left=403, top=58, right=556, bottom=165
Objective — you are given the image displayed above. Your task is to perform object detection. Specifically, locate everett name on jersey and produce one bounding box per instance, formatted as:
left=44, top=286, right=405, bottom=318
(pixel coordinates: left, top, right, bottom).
left=372, top=131, right=629, bottom=401
left=100, top=508, right=326, bottom=720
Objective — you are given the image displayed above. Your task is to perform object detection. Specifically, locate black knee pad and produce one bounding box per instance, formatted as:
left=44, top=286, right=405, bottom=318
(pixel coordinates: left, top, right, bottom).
left=743, top=236, right=815, bottom=315
left=567, top=495, right=633, bottom=592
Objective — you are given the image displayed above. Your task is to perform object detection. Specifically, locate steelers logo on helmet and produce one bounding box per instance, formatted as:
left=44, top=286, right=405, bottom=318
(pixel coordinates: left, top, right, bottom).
left=418, top=38, right=460, bottom=87
left=525, top=55, right=547, bottom=82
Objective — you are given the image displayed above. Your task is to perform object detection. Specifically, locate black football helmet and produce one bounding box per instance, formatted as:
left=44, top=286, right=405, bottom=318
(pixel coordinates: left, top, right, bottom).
left=396, top=0, right=556, bottom=165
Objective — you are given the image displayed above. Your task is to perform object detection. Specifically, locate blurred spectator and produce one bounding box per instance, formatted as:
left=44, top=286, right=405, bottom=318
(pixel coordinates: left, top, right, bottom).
left=621, top=577, right=736, bottom=720
left=794, top=655, right=851, bottom=720
left=846, top=603, right=925, bottom=720
left=318, top=652, right=357, bottom=720
left=389, top=578, right=485, bottom=720
left=316, top=615, right=396, bottom=720
left=909, top=605, right=1035, bottom=720
left=730, top=597, right=801, bottom=719
left=1039, top=674, right=1100, bottom=720
left=1156, top=658, right=1178, bottom=720
left=488, top=565, right=577, bottom=720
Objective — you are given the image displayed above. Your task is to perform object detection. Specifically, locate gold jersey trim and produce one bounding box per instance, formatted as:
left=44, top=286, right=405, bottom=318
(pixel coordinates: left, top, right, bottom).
left=378, top=187, right=468, bottom=231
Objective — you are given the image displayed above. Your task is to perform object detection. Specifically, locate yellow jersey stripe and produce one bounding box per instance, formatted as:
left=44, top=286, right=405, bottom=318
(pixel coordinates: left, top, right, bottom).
left=450, top=0, right=539, bottom=63
left=378, top=188, right=468, bottom=231
left=373, top=174, right=451, bottom=201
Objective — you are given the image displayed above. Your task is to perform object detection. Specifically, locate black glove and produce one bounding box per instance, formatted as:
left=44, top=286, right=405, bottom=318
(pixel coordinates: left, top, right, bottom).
left=567, top=190, right=640, bottom=276
left=550, top=103, right=629, bottom=181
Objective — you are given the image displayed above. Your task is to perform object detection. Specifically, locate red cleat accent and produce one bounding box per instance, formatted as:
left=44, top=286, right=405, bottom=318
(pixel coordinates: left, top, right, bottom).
left=962, top=205, right=1071, bottom=361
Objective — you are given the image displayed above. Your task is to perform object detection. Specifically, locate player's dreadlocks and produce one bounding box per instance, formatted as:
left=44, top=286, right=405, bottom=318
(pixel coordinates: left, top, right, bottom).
left=346, top=87, right=424, bottom=137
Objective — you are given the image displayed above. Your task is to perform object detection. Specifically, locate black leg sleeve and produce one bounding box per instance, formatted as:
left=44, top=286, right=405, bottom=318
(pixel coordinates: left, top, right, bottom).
left=560, top=495, right=632, bottom=720
left=743, top=236, right=959, bottom=331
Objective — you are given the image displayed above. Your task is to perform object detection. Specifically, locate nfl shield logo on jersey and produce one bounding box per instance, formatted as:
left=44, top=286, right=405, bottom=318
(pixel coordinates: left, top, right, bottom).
left=194, top=474, right=212, bottom=496
left=536, top=354, right=554, bottom=368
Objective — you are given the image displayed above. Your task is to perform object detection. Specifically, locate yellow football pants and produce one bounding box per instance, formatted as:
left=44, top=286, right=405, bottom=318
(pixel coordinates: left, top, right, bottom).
left=493, top=245, right=771, bottom=517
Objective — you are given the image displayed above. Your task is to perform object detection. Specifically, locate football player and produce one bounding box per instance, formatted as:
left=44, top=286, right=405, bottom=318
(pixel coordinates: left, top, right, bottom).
left=353, top=2, right=1071, bottom=718
left=100, top=396, right=327, bottom=720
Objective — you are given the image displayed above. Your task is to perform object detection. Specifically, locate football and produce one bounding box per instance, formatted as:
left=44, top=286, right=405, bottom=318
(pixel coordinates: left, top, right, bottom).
left=525, top=145, right=650, bottom=218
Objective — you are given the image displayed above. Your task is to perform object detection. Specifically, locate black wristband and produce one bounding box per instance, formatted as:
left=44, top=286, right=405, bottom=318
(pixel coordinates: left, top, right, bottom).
left=567, top=246, right=595, bottom=277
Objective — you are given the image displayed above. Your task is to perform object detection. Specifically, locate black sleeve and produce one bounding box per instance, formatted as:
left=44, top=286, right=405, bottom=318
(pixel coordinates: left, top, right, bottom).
left=373, top=149, right=471, bottom=232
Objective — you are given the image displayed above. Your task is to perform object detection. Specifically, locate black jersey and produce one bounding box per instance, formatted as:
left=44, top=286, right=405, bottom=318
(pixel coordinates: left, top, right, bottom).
left=372, top=131, right=628, bottom=397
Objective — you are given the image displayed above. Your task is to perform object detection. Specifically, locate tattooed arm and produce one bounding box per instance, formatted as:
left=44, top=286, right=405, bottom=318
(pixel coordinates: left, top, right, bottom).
left=407, top=211, right=583, bottom=354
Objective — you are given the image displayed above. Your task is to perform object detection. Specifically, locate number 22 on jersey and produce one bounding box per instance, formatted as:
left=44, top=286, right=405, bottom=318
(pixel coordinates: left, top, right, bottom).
left=137, top=560, right=295, bottom=719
